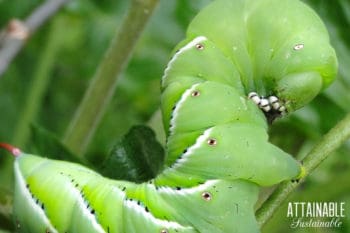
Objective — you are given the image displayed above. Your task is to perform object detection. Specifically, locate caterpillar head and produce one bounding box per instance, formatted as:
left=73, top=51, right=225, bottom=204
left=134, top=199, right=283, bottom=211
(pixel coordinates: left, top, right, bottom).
left=247, top=34, right=338, bottom=123
left=185, top=0, right=338, bottom=116
left=248, top=29, right=338, bottom=116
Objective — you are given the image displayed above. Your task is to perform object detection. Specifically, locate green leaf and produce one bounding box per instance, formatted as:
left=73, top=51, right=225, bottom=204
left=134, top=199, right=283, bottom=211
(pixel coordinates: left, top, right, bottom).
left=99, top=125, right=165, bottom=183
left=29, top=124, right=83, bottom=164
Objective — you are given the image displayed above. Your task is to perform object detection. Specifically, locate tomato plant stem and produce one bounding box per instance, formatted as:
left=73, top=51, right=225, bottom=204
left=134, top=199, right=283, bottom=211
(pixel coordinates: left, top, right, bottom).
left=63, top=0, right=159, bottom=157
left=256, top=112, right=350, bottom=228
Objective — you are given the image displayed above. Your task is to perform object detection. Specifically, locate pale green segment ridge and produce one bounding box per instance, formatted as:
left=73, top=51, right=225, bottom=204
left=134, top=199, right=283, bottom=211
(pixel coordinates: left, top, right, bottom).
left=14, top=153, right=262, bottom=233
left=161, top=76, right=203, bottom=133
left=161, top=38, right=244, bottom=133
left=13, top=154, right=199, bottom=233
left=13, top=160, right=58, bottom=233
left=122, top=200, right=196, bottom=233
left=126, top=180, right=259, bottom=233
left=165, top=130, right=203, bottom=167
left=14, top=155, right=105, bottom=233
left=162, top=38, right=243, bottom=90
left=164, top=81, right=266, bottom=166
left=155, top=180, right=259, bottom=233
left=69, top=179, right=125, bottom=233
left=170, top=82, right=265, bottom=134
left=185, top=0, right=337, bottom=111
left=156, top=123, right=301, bottom=187
left=14, top=154, right=261, bottom=233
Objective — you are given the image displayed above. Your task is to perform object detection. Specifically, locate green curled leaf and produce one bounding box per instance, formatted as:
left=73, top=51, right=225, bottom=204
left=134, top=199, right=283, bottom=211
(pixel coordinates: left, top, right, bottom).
left=99, top=125, right=165, bottom=182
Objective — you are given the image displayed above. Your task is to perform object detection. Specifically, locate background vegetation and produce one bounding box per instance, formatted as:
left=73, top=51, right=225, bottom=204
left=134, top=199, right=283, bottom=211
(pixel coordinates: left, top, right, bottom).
left=0, top=0, right=349, bottom=232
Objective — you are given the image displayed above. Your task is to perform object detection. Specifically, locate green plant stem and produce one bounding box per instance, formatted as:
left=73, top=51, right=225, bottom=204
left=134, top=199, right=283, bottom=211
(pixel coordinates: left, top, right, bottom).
left=63, top=0, right=159, bottom=156
left=262, top=170, right=350, bottom=233
left=12, top=18, right=64, bottom=148
left=0, top=18, right=64, bottom=196
left=256, top=112, right=350, bottom=227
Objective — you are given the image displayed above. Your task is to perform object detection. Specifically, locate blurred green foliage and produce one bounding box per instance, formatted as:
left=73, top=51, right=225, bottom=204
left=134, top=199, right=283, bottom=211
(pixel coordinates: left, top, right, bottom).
left=0, top=0, right=349, bottom=232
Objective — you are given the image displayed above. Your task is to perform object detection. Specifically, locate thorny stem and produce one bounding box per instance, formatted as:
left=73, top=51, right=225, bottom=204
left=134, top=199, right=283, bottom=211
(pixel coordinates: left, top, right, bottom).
left=63, top=0, right=160, bottom=156
left=256, top=112, right=350, bottom=228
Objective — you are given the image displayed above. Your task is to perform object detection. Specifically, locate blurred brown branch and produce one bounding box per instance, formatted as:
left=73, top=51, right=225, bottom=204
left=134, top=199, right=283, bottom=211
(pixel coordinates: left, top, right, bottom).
left=0, top=0, right=69, bottom=77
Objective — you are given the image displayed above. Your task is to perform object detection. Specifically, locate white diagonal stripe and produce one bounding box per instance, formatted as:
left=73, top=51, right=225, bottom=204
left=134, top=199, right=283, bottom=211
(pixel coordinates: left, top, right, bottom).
left=162, top=36, right=207, bottom=86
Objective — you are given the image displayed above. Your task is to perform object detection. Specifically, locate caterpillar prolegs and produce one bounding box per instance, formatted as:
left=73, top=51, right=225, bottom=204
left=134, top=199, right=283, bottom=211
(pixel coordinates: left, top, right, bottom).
left=3, top=0, right=337, bottom=232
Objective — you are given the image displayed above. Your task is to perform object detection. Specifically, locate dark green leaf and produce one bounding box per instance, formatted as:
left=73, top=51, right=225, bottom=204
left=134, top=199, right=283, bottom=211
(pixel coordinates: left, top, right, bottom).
left=99, top=125, right=165, bottom=183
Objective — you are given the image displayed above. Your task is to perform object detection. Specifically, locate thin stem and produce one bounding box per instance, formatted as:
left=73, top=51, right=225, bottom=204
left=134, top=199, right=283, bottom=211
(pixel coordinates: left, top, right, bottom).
left=0, top=0, right=69, bottom=77
left=0, top=18, right=65, bottom=197
left=25, top=0, right=69, bottom=31
left=63, top=0, right=160, bottom=156
left=12, top=17, right=64, bottom=148
left=256, top=112, right=350, bottom=227
left=261, top=170, right=350, bottom=232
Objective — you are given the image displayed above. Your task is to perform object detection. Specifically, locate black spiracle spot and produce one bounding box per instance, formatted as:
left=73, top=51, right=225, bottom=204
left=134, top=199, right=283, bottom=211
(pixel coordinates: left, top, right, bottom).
left=201, top=191, right=212, bottom=201
left=195, top=43, right=205, bottom=50
left=207, top=138, right=217, bottom=146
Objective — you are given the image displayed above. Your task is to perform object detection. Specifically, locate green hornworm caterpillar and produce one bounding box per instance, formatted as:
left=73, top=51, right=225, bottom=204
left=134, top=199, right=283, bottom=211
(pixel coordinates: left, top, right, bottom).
left=2, top=0, right=337, bottom=232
